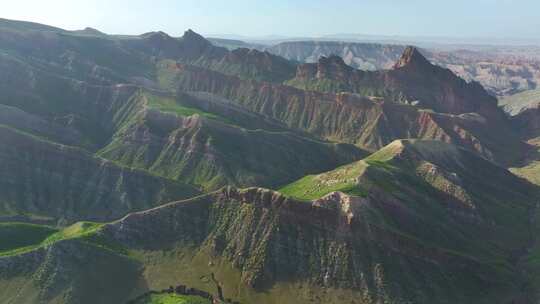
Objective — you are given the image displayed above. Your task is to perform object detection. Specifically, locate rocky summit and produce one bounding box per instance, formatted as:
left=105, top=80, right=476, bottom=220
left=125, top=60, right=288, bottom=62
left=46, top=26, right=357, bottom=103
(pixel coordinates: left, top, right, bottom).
left=0, top=16, right=540, bottom=304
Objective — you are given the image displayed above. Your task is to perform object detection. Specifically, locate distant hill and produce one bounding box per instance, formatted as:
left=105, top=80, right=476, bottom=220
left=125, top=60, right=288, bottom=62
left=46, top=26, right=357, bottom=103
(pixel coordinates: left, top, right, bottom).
left=208, top=37, right=265, bottom=50
left=266, top=41, right=407, bottom=70
left=264, top=40, right=540, bottom=96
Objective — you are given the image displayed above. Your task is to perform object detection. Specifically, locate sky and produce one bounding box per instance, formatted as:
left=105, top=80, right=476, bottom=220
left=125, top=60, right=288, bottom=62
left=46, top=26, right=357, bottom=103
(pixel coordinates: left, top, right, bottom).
left=2, top=0, right=540, bottom=39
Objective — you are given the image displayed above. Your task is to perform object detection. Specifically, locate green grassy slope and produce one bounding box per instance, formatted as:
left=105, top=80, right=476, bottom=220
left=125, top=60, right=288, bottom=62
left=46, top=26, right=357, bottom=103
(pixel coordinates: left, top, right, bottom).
left=145, top=93, right=223, bottom=121
left=0, top=221, right=138, bottom=304
left=500, top=89, right=540, bottom=115
left=279, top=160, right=368, bottom=200
left=132, top=294, right=211, bottom=304
left=0, top=221, right=109, bottom=257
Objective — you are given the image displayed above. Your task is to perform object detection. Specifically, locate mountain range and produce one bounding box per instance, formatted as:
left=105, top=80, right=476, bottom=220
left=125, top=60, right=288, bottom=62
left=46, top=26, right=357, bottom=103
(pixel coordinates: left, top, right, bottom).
left=1, top=18, right=540, bottom=304
left=209, top=38, right=540, bottom=97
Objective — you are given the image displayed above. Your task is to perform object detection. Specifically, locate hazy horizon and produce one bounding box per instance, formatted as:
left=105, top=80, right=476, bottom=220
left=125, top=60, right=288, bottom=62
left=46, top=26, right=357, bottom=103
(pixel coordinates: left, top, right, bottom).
left=2, top=0, right=540, bottom=43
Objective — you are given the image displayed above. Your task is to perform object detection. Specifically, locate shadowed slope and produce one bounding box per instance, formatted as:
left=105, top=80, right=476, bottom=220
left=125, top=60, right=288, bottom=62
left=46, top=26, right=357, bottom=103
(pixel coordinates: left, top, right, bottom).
left=0, top=125, right=199, bottom=223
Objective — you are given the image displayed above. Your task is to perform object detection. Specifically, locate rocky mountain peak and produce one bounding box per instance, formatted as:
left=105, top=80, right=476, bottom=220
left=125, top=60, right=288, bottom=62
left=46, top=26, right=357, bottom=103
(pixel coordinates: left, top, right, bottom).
left=81, top=27, right=105, bottom=35
left=294, top=54, right=353, bottom=81
left=140, top=31, right=173, bottom=42
left=182, top=29, right=211, bottom=47
left=141, top=30, right=165, bottom=37
left=393, top=46, right=432, bottom=69
left=292, top=54, right=358, bottom=83
left=318, top=55, right=348, bottom=67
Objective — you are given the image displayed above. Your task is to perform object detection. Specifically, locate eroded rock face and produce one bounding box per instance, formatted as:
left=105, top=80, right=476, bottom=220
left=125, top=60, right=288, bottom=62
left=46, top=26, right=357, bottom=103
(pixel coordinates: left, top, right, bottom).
left=393, top=46, right=433, bottom=70
left=415, top=161, right=475, bottom=210
left=429, top=50, right=540, bottom=97
left=312, top=191, right=369, bottom=225
left=315, top=55, right=354, bottom=80
left=169, top=62, right=526, bottom=165
left=290, top=47, right=505, bottom=120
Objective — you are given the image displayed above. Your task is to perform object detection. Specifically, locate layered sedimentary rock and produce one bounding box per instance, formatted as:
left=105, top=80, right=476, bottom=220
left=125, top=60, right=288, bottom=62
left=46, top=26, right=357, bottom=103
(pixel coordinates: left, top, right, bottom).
left=163, top=58, right=527, bottom=165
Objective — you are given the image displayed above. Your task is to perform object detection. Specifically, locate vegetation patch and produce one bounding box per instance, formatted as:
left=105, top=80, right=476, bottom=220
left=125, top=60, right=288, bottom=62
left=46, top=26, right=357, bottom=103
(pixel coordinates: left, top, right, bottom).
left=43, top=221, right=103, bottom=244
left=144, top=92, right=222, bottom=121
left=510, top=163, right=540, bottom=186
left=0, top=221, right=106, bottom=257
left=133, top=293, right=211, bottom=304
left=278, top=161, right=368, bottom=200
left=510, top=139, right=540, bottom=186
left=499, top=89, right=540, bottom=115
